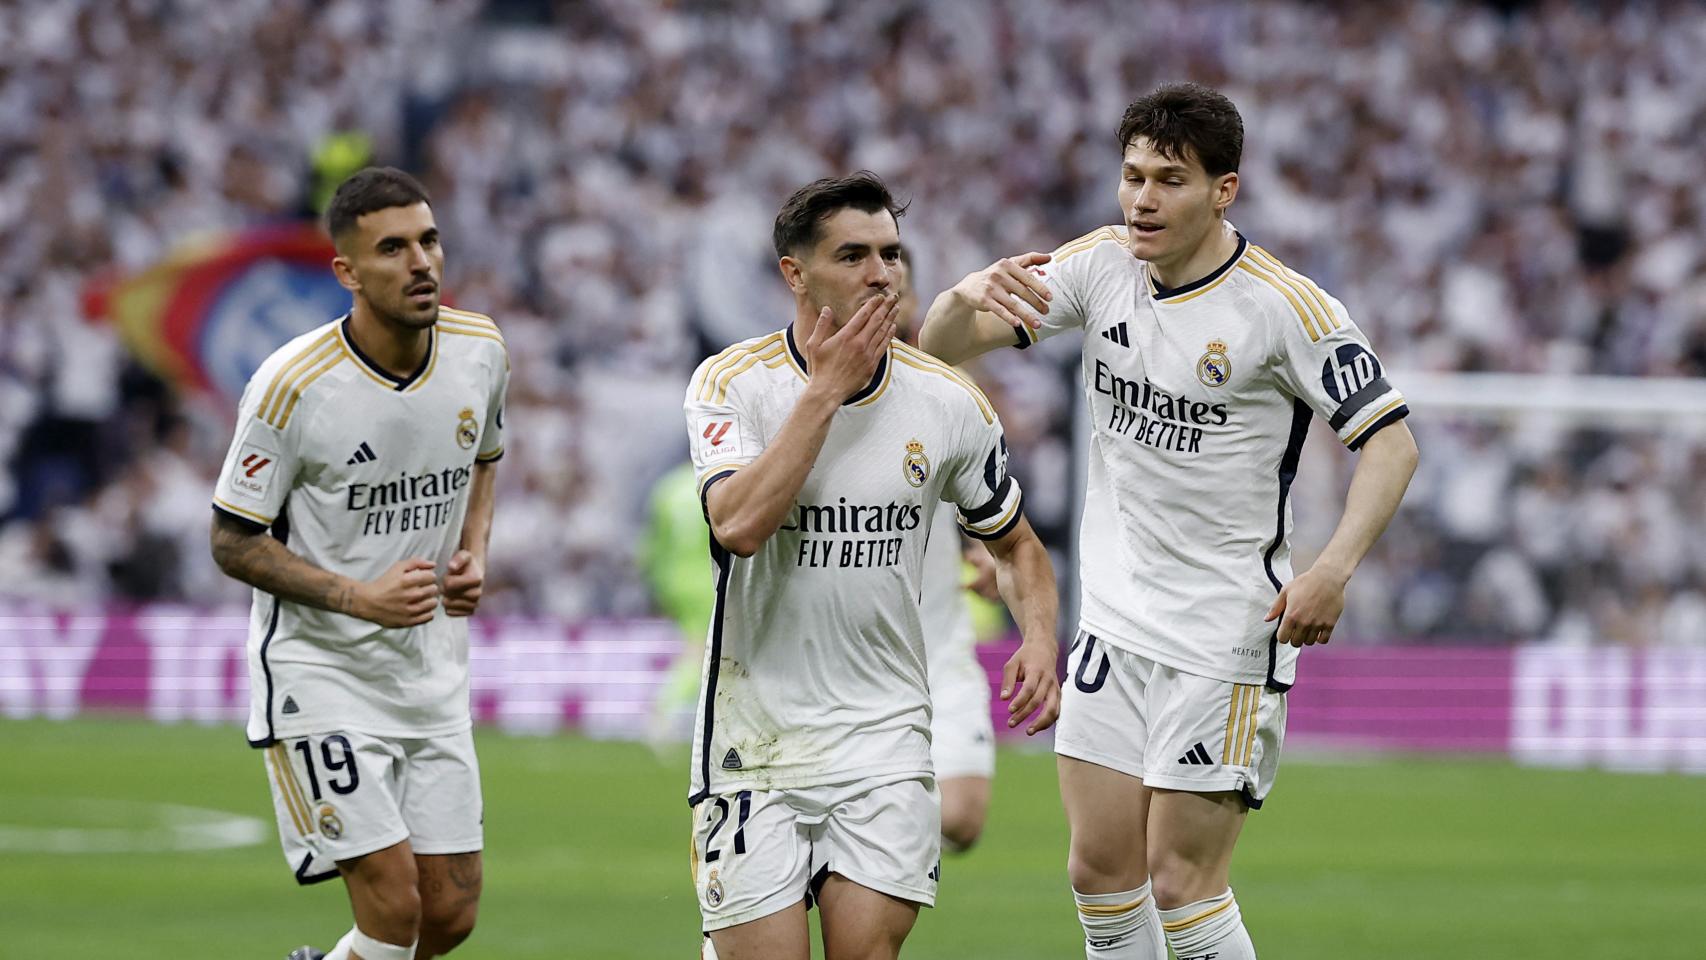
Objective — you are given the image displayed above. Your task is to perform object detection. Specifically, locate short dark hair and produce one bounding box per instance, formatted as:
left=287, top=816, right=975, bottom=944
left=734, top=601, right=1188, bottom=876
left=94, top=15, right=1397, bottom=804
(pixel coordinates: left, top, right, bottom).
left=326, top=167, right=432, bottom=243
left=773, top=171, right=908, bottom=259
left=1117, top=82, right=1243, bottom=177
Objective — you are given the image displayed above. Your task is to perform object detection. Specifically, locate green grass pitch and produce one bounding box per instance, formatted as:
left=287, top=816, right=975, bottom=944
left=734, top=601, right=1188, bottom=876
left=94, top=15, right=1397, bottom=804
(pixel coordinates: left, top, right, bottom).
left=2, top=716, right=1702, bottom=958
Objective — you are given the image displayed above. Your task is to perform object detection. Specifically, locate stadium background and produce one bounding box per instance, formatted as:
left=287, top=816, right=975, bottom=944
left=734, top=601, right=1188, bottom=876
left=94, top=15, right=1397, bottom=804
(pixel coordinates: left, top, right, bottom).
left=2, top=0, right=1703, bottom=957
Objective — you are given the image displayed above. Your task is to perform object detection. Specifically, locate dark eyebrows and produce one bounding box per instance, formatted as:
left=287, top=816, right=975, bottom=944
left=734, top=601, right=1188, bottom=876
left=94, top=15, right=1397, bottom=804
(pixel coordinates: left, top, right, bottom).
left=373, top=226, right=438, bottom=251
left=880, top=243, right=902, bottom=257
left=1123, top=161, right=1192, bottom=177
left=832, top=241, right=871, bottom=257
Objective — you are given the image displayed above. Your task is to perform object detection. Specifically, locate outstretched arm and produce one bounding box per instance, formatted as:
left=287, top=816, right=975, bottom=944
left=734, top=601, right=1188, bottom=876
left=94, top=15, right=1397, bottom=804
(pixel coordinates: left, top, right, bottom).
left=919, top=253, right=1053, bottom=364
left=1266, top=421, right=1419, bottom=646
left=980, top=515, right=1061, bottom=735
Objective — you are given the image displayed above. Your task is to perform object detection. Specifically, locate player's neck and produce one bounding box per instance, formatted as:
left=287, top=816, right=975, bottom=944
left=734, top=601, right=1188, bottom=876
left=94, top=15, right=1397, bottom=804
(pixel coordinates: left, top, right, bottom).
left=347, top=301, right=431, bottom=377
left=1148, top=220, right=1239, bottom=292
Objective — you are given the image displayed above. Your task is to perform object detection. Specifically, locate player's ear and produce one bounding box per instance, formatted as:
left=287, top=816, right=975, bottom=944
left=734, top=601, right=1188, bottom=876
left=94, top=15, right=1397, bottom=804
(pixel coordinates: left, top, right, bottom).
left=778, top=255, right=807, bottom=295
left=1214, top=171, right=1239, bottom=213
left=331, top=254, right=361, bottom=294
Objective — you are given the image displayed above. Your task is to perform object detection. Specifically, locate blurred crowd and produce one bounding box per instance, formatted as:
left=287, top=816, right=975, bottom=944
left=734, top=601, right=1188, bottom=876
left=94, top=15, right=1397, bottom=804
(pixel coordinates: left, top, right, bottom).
left=2, top=0, right=1703, bottom=645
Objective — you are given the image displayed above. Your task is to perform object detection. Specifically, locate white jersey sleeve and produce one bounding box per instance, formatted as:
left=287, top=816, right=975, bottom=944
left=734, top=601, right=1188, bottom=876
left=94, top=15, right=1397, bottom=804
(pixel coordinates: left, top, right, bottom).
left=213, top=344, right=313, bottom=527
left=942, top=400, right=1024, bottom=542
left=684, top=342, right=774, bottom=514
left=1013, top=226, right=1128, bottom=349
left=476, top=351, right=509, bottom=463
left=1267, top=279, right=1409, bottom=450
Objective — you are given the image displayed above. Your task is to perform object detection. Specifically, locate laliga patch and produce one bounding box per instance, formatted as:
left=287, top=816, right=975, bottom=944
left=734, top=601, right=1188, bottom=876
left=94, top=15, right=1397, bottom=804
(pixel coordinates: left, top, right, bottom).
left=697, top=416, right=742, bottom=461
left=230, top=442, right=279, bottom=500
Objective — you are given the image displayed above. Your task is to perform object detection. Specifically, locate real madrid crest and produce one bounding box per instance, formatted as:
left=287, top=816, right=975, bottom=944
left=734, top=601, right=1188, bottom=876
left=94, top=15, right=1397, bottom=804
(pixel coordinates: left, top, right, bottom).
left=705, top=868, right=725, bottom=908
left=1197, top=339, right=1231, bottom=388
left=318, top=804, right=344, bottom=840
left=456, top=406, right=479, bottom=449
left=903, top=439, right=930, bottom=488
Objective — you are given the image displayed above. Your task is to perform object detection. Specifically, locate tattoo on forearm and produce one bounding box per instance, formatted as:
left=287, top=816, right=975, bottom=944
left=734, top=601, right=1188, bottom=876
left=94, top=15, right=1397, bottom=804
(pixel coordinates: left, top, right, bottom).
left=212, top=515, right=353, bottom=615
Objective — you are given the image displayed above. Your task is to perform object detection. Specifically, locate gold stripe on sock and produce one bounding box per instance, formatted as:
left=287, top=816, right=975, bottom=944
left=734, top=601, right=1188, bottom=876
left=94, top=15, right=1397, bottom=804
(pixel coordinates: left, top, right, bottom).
left=1161, top=897, right=1234, bottom=932
left=1079, top=895, right=1147, bottom=916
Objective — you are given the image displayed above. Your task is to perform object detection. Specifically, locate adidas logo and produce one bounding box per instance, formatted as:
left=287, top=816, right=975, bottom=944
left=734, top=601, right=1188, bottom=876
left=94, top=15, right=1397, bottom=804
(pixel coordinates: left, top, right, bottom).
left=346, top=442, right=378, bottom=465
left=721, top=749, right=742, bottom=770
left=1177, top=742, right=1213, bottom=765
left=1099, top=322, right=1130, bottom=348
left=281, top=696, right=300, bottom=715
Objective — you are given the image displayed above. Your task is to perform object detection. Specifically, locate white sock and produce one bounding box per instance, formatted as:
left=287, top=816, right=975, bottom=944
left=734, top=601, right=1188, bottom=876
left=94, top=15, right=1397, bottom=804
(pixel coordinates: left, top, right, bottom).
left=1074, top=881, right=1166, bottom=958
left=1160, top=888, right=1256, bottom=960
left=702, top=934, right=719, bottom=960
left=324, top=929, right=357, bottom=960
left=327, top=927, right=416, bottom=960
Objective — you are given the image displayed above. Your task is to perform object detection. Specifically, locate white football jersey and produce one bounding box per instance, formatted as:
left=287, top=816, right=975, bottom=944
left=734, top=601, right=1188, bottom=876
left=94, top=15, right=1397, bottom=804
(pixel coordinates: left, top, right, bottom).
left=684, top=325, right=1023, bottom=803
left=921, top=502, right=981, bottom=697
left=213, top=307, right=508, bottom=745
left=1018, top=223, right=1407, bottom=688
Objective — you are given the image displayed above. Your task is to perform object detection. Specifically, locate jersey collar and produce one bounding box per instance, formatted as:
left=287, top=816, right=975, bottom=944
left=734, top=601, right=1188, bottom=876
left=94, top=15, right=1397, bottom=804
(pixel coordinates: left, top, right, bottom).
left=784, top=323, right=891, bottom=406
left=339, top=314, right=436, bottom=391
left=1149, top=231, right=1248, bottom=303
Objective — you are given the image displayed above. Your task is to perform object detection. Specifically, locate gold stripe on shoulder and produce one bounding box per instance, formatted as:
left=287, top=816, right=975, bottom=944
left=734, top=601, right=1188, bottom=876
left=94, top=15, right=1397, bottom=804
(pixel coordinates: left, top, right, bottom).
left=438, top=325, right=506, bottom=346
left=697, top=333, right=783, bottom=401
left=273, top=350, right=347, bottom=429
left=1249, top=247, right=1338, bottom=333
left=692, top=343, right=747, bottom=399
left=258, top=331, right=339, bottom=423
left=262, top=339, right=342, bottom=425
left=893, top=343, right=996, bottom=420
left=892, top=345, right=995, bottom=424
left=712, top=341, right=787, bottom=404
left=1052, top=226, right=1123, bottom=266
left=439, top=313, right=504, bottom=338
left=1236, top=260, right=1321, bottom=342
left=438, top=306, right=500, bottom=329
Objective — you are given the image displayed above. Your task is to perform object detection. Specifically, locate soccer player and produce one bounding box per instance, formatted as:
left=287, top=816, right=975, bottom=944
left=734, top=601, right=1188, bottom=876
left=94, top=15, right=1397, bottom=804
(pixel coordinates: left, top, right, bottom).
left=209, top=167, right=507, bottom=960
left=893, top=249, right=1002, bottom=854
left=920, top=83, right=1420, bottom=959
left=685, top=172, right=1061, bottom=960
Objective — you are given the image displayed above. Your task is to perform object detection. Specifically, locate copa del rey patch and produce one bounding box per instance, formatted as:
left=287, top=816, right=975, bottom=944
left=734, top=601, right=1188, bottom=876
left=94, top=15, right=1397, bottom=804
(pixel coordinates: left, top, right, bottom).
left=697, top=416, right=741, bottom=461
left=230, top=442, right=279, bottom=500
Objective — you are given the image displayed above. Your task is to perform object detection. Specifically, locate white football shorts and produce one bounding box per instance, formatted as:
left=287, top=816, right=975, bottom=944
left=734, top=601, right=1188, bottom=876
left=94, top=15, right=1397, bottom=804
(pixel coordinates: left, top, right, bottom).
left=1055, top=632, right=1287, bottom=807
left=690, top=775, right=941, bottom=932
left=929, top=653, right=996, bottom=780
left=262, top=728, right=483, bottom=883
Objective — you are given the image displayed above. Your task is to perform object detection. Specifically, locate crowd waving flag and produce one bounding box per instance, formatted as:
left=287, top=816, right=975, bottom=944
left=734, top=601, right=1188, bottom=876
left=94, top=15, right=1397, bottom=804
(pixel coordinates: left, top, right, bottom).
left=87, top=223, right=351, bottom=401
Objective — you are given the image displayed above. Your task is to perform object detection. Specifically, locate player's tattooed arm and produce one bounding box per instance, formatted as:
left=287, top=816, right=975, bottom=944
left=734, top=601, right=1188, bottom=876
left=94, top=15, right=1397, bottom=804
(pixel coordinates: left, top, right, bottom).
left=210, top=510, right=439, bottom=628
left=981, top=515, right=1062, bottom=735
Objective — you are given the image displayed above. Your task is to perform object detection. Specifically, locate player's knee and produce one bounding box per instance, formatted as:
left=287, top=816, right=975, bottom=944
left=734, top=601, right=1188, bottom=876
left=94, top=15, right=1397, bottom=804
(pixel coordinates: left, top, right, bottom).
left=365, top=881, right=424, bottom=942
left=420, top=899, right=478, bottom=954
left=1147, top=853, right=1219, bottom=910
left=941, top=812, right=984, bottom=853
left=1067, top=845, right=1142, bottom=892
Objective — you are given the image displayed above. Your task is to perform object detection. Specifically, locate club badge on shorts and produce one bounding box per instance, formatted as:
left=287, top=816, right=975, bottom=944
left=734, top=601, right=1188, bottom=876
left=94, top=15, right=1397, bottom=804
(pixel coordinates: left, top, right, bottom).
left=903, top=439, right=930, bottom=487
left=1197, top=339, right=1231, bottom=387
left=318, top=804, right=344, bottom=840
left=704, top=868, right=725, bottom=908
